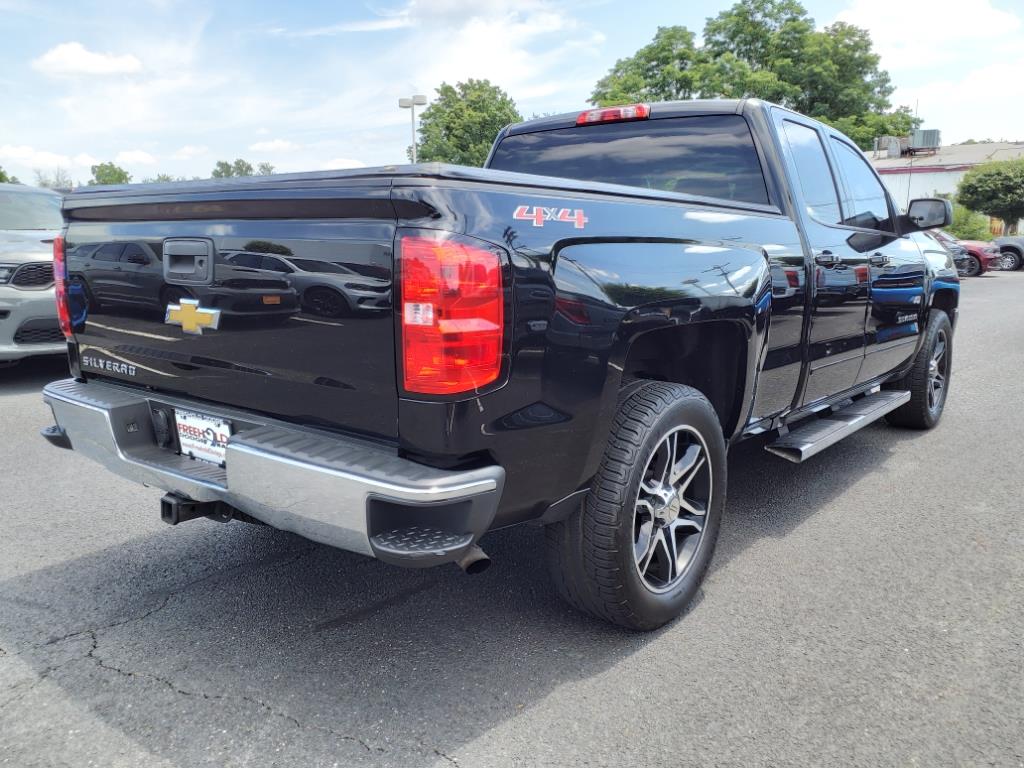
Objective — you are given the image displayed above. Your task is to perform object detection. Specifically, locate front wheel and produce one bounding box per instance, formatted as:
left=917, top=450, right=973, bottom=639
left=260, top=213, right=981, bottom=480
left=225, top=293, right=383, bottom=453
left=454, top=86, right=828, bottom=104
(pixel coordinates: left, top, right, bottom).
left=885, top=310, right=952, bottom=429
left=962, top=255, right=981, bottom=277
left=1001, top=249, right=1023, bottom=271
left=546, top=382, right=726, bottom=631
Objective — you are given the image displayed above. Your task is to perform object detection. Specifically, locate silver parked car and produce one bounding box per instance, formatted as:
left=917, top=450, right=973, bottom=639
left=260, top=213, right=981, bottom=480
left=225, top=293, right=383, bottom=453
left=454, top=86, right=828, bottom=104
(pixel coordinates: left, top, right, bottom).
left=222, top=250, right=391, bottom=317
left=0, top=184, right=64, bottom=365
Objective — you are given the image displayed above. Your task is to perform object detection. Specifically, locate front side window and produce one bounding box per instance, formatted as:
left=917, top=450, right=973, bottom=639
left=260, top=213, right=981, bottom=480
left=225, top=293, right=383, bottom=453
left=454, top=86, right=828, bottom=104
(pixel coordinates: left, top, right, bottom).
left=228, top=252, right=261, bottom=268
left=489, top=114, right=770, bottom=205
left=780, top=120, right=843, bottom=225
left=260, top=256, right=292, bottom=273
left=830, top=138, right=893, bottom=232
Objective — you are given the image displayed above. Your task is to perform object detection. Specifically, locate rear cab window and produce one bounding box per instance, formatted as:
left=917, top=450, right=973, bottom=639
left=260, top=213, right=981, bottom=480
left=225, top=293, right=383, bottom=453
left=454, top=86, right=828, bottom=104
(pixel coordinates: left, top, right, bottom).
left=488, top=114, right=770, bottom=206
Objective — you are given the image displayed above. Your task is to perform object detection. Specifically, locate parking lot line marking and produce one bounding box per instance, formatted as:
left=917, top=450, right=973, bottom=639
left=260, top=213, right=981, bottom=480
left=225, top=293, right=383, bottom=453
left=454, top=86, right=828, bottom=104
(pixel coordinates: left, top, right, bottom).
left=290, top=316, right=345, bottom=327
left=87, top=321, right=180, bottom=342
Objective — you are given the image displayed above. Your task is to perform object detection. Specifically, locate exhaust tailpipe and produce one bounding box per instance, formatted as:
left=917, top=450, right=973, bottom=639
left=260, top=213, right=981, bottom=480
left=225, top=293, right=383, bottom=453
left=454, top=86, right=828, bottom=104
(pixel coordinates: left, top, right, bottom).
left=457, top=544, right=491, bottom=575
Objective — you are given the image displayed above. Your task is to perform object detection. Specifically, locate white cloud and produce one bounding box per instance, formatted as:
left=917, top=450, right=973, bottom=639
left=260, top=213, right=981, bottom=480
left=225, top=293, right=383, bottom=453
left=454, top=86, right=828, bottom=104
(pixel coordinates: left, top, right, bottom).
left=172, top=144, right=208, bottom=160
left=323, top=157, right=366, bottom=169
left=72, top=153, right=99, bottom=167
left=836, top=0, right=1021, bottom=70
left=115, top=149, right=156, bottom=165
left=277, top=17, right=413, bottom=36
left=0, top=144, right=70, bottom=168
left=32, top=42, right=142, bottom=76
left=249, top=139, right=299, bottom=153
left=890, top=57, right=1024, bottom=143
left=833, top=0, right=1024, bottom=143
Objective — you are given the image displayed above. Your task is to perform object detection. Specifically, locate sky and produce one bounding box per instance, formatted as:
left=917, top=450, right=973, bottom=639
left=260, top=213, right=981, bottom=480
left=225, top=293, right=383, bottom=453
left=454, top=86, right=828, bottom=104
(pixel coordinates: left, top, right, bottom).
left=1, top=0, right=1022, bottom=185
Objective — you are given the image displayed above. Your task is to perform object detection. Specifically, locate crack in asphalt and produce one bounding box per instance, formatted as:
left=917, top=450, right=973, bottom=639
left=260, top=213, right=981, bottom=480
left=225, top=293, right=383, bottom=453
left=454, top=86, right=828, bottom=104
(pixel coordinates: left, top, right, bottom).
left=0, top=543, right=400, bottom=755
left=85, top=631, right=376, bottom=753
left=432, top=746, right=460, bottom=766
left=4, top=543, right=319, bottom=659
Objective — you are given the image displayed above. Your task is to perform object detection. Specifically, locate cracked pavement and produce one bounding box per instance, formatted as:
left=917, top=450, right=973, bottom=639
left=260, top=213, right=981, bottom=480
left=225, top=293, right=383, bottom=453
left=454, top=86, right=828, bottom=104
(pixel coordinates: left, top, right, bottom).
left=2, top=273, right=1023, bottom=767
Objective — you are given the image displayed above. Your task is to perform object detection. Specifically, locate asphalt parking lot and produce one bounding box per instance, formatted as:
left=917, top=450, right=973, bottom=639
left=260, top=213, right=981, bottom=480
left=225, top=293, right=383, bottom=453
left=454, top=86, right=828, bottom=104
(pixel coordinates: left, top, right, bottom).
left=1, top=272, right=1022, bottom=768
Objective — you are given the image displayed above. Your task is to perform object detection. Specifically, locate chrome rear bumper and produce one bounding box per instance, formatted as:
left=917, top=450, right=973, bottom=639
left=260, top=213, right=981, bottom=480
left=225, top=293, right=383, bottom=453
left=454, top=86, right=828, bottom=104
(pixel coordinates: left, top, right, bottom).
left=42, top=378, right=504, bottom=564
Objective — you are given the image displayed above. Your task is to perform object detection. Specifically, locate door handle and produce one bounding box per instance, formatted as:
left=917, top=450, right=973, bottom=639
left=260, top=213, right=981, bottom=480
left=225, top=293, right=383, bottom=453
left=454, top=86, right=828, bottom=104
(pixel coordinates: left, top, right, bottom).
left=869, top=252, right=888, bottom=267
left=814, top=250, right=840, bottom=267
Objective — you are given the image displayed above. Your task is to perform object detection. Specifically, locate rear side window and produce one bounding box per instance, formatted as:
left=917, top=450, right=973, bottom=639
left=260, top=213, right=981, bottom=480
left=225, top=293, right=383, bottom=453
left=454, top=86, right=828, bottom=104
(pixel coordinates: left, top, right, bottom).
left=488, top=114, right=769, bottom=205
left=781, top=120, right=843, bottom=225
left=93, top=243, right=124, bottom=262
left=830, top=138, right=893, bottom=232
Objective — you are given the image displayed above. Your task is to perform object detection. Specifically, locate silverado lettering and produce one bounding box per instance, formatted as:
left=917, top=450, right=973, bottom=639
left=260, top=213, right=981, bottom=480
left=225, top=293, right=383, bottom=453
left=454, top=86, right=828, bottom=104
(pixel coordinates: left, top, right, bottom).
left=43, top=99, right=959, bottom=630
left=81, top=355, right=136, bottom=377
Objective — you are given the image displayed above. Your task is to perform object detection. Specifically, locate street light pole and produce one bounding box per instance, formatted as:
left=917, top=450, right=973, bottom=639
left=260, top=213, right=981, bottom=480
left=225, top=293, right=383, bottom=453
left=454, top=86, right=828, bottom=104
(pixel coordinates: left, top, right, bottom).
left=399, top=94, right=427, bottom=163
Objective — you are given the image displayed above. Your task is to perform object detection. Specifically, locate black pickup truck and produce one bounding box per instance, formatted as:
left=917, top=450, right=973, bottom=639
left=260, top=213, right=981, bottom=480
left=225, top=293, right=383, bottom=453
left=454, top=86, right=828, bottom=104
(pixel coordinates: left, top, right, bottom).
left=42, top=99, right=959, bottom=630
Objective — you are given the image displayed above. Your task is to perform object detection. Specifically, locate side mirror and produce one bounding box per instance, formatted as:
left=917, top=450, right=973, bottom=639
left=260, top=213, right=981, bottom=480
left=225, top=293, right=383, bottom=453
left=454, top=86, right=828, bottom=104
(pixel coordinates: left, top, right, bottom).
left=128, top=254, right=149, bottom=265
left=903, top=198, right=952, bottom=232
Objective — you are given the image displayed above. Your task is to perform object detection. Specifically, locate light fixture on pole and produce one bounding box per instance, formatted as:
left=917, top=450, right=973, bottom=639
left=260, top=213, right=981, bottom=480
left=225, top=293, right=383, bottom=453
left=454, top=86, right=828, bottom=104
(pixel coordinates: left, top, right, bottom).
left=399, top=94, right=427, bottom=163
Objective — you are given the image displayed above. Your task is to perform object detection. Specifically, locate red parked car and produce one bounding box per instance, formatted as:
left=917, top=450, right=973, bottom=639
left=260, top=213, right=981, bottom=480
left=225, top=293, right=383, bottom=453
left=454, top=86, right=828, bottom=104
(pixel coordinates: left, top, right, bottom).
left=932, top=229, right=1000, bottom=276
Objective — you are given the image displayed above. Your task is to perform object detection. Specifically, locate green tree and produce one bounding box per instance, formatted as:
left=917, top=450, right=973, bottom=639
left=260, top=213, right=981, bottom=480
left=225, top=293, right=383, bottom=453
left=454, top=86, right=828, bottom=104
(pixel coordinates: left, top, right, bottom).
left=242, top=240, right=293, bottom=256
left=946, top=201, right=993, bottom=241
left=591, top=26, right=701, bottom=105
left=590, top=0, right=910, bottom=149
left=0, top=166, right=19, bottom=184
left=88, top=162, right=131, bottom=186
left=415, top=79, right=522, bottom=166
left=824, top=107, right=920, bottom=151
left=257, top=162, right=275, bottom=176
left=143, top=173, right=180, bottom=183
left=957, top=159, right=1024, bottom=234
left=211, top=159, right=256, bottom=178
left=35, top=168, right=73, bottom=190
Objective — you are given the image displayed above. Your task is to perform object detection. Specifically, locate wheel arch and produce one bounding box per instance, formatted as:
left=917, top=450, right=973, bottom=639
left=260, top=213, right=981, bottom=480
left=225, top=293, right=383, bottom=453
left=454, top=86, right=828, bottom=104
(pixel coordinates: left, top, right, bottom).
left=930, top=286, right=959, bottom=325
left=620, top=321, right=750, bottom=439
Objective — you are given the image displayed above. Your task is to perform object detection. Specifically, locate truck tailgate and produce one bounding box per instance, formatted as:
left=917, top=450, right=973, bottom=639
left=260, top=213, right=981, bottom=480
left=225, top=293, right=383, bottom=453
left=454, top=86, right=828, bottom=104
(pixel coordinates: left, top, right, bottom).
left=62, top=184, right=399, bottom=438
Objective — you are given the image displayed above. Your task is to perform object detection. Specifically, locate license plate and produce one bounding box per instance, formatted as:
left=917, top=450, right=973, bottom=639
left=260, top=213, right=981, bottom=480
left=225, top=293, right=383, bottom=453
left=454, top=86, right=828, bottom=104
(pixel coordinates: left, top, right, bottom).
left=174, top=409, right=231, bottom=466
left=262, top=295, right=281, bottom=305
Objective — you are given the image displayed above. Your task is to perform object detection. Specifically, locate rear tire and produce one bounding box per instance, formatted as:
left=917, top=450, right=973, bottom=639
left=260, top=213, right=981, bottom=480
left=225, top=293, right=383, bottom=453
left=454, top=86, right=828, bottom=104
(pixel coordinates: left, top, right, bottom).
left=546, top=382, right=726, bottom=631
left=303, top=287, right=348, bottom=318
left=885, top=310, right=952, bottom=429
left=160, top=286, right=191, bottom=310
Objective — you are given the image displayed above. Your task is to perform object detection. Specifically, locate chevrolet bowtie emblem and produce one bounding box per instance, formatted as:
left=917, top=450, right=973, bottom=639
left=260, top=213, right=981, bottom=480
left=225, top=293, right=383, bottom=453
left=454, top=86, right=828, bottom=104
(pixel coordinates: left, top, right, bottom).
left=165, top=298, right=221, bottom=335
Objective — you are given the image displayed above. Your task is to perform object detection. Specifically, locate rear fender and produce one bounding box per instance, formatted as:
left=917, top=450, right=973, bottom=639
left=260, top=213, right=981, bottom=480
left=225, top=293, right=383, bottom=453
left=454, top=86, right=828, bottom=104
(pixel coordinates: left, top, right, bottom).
left=549, top=239, right=771, bottom=482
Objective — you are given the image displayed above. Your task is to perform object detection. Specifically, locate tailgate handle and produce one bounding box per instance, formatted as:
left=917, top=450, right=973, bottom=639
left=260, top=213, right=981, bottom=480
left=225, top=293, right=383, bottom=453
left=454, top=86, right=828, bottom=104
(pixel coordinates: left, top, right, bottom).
left=163, top=238, right=215, bottom=286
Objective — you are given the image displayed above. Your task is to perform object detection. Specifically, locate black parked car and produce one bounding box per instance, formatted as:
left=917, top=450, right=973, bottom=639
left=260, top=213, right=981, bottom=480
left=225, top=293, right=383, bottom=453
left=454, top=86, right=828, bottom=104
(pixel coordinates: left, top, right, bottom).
left=67, top=241, right=299, bottom=318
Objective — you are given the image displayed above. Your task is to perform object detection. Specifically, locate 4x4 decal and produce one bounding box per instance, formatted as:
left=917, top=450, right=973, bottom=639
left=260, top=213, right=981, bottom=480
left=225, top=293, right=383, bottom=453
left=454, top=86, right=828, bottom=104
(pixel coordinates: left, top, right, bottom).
left=513, top=205, right=589, bottom=229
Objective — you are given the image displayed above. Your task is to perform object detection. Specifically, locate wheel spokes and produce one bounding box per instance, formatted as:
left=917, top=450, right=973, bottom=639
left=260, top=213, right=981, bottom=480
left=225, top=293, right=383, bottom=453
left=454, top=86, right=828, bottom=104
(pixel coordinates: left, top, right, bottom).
left=632, top=426, right=713, bottom=592
left=668, top=443, right=703, bottom=486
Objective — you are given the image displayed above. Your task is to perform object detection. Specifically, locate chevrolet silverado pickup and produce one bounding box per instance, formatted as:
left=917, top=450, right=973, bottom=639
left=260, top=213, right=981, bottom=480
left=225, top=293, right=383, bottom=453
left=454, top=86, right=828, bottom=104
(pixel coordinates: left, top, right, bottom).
left=41, top=99, right=959, bottom=630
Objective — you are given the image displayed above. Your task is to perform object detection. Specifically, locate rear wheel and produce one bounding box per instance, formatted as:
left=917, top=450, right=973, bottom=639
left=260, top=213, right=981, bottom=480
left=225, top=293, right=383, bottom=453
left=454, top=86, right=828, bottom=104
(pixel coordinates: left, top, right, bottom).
left=70, top=277, right=99, bottom=311
left=546, top=382, right=726, bottom=631
left=1001, top=248, right=1023, bottom=271
left=160, top=286, right=191, bottom=310
left=885, top=310, right=952, bottom=429
left=303, top=287, right=348, bottom=318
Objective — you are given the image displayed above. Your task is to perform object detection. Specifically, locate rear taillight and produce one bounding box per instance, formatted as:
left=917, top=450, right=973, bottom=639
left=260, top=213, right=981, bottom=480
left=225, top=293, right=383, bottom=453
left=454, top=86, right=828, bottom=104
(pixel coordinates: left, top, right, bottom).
left=399, top=234, right=504, bottom=395
left=784, top=269, right=800, bottom=288
left=576, top=103, right=650, bottom=125
left=53, top=235, right=72, bottom=339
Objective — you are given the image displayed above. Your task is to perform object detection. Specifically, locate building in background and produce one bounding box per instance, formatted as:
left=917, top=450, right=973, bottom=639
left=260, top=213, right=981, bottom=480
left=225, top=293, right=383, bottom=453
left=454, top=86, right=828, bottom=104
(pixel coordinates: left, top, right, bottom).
left=870, top=141, right=1024, bottom=234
